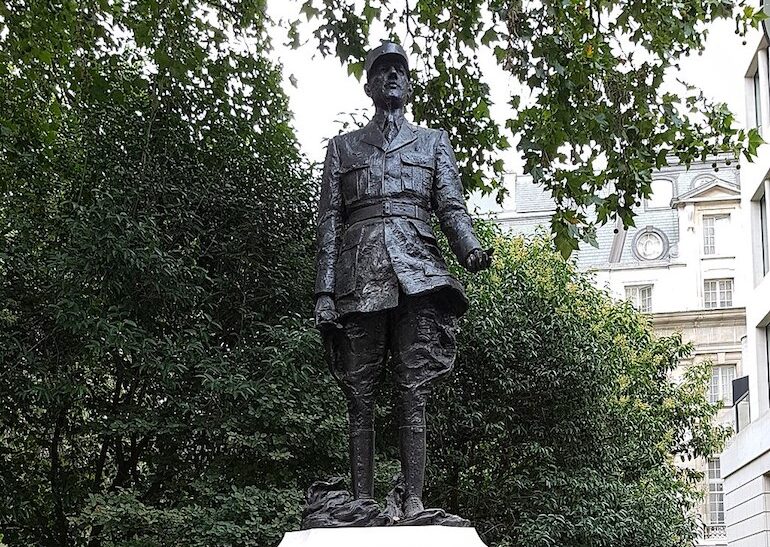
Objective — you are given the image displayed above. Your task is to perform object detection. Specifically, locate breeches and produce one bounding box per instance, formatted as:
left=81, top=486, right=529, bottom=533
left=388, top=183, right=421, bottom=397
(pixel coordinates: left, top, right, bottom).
left=331, top=291, right=458, bottom=431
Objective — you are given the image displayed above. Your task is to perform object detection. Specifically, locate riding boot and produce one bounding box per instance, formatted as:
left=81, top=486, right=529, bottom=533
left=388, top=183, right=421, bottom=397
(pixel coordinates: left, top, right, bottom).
left=399, top=425, right=426, bottom=517
left=349, top=429, right=375, bottom=499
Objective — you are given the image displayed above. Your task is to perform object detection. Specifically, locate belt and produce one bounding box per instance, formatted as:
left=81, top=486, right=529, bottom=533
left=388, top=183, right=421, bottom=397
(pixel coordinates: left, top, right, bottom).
left=346, top=201, right=431, bottom=226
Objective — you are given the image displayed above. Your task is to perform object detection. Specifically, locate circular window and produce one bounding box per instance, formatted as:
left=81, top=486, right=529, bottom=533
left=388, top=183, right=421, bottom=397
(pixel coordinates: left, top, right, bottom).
left=632, top=228, right=668, bottom=261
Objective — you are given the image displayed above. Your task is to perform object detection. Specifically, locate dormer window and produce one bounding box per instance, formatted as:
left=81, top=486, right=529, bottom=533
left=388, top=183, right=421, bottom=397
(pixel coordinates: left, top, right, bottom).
left=645, top=179, right=674, bottom=210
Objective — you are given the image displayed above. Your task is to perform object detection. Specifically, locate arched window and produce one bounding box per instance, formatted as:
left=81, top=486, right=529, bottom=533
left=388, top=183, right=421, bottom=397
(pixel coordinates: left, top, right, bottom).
left=645, top=179, right=674, bottom=210
left=689, top=174, right=716, bottom=191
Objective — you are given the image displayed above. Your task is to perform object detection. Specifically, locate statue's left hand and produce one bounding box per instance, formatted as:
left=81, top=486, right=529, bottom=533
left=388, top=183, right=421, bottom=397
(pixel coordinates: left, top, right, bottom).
left=315, top=294, right=342, bottom=332
left=465, top=247, right=493, bottom=273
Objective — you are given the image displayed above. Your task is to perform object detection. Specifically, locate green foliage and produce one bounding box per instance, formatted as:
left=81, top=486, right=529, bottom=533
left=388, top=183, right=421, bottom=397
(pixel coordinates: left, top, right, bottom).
left=1, top=1, right=727, bottom=545
left=293, top=0, right=762, bottom=256
left=0, top=2, right=345, bottom=545
left=426, top=227, right=729, bottom=546
left=73, top=486, right=303, bottom=547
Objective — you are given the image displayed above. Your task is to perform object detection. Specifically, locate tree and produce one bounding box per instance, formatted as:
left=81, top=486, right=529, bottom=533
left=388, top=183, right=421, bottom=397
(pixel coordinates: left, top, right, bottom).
left=325, top=226, right=727, bottom=546
left=1, top=1, right=727, bottom=545
left=291, top=0, right=764, bottom=256
left=0, top=2, right=345, bottom=545
left=425, top=229, right=728, bottom=546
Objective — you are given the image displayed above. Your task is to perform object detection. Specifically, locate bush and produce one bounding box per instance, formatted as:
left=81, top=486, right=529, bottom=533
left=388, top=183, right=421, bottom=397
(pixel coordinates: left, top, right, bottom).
left=425, top=228, right=727, bottom=547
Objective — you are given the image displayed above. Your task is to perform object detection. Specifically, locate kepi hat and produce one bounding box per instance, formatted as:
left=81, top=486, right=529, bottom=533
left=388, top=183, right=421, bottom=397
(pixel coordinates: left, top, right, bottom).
left=364, top=41, right=409, bottom=77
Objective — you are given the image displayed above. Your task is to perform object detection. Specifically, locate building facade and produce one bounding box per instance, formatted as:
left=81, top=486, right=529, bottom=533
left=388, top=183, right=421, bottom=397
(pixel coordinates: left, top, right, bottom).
left=472, top=158, right=747, bottom=545
left=720, top=28, right=770, bottom=547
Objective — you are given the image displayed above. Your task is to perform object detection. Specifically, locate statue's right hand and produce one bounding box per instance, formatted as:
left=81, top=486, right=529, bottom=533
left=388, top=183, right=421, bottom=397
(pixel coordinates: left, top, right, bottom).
left=315, top=295, right=341, bottom=332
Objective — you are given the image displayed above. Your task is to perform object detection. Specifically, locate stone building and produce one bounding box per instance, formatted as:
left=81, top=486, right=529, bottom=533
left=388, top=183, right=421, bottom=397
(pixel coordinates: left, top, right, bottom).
left=719, top=24, right=770, bottom=547
left=471, top=158, right=747, bottom=545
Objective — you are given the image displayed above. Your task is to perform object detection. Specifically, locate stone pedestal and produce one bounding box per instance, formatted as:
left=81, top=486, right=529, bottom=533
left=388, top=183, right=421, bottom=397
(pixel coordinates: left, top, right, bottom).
left=278, top=525, right=488, bottom=546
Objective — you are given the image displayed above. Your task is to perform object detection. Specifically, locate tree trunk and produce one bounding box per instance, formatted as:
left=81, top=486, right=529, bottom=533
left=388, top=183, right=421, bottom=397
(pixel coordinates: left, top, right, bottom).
left=49, top=407, right=69, bottom=546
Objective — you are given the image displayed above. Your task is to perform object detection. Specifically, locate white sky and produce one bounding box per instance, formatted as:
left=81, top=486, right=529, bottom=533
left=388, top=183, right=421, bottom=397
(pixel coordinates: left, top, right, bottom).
left=267, top=1, right=759, bottom=172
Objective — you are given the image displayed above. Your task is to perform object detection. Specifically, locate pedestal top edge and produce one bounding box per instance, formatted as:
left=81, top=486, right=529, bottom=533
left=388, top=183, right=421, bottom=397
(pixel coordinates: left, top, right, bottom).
left=279, top=525, right=487, bottom=547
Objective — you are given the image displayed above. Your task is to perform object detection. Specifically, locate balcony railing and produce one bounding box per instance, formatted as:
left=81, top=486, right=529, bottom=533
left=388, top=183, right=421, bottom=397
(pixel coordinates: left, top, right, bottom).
left=704, top=524, right=727, bottom=539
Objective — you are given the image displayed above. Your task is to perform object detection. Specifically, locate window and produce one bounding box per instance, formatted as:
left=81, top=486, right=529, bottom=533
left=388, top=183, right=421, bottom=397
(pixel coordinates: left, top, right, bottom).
left=636, top=232, right=663, bottom=259
left=734, top=375, right=751, bottom=432
left=633, top=229, right=667, bottom=261
left=645, top=179, right=674, bottom=210
left=709, top=365, right=736, bottom=406
left=707, top=458, right=725, bottom=526
left=704, top=279, right=733, bottom=309
left=754, top=71, right=762, bottom=128
left=766, top=326, right=770, bottom=410
left=625, top=285, right=652, bottom=312
left=703, top=215, right=730, bottom=256
left=761, top=193, right=769, bottom=275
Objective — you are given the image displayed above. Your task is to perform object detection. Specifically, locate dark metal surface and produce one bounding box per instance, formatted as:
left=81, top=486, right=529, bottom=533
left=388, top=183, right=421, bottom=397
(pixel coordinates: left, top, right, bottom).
left=310, top=41, right=491, bottom=528
left=300, top=476, right=471, bottom=529
left=314, top=116, right=481, bottom=317
left=364, top=40, right=410, bottom=76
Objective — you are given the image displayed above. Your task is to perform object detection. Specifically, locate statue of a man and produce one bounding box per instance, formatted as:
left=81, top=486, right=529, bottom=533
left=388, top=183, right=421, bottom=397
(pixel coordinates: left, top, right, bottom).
left=314, top=41, right=491, bottom=519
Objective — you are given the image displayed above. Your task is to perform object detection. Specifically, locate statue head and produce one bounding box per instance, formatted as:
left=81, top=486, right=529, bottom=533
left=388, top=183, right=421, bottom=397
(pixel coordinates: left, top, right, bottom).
left=364, top=41, right=412, bottom=108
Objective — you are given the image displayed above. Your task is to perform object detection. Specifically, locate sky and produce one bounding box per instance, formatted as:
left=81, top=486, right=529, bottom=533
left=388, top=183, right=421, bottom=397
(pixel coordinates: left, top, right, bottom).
left=267, top=2, right=760, bottom=173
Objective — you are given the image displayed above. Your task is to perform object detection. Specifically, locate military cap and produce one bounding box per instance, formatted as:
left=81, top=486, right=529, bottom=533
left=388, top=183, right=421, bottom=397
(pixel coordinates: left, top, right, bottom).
left=364, top=41, right=409, bottom=77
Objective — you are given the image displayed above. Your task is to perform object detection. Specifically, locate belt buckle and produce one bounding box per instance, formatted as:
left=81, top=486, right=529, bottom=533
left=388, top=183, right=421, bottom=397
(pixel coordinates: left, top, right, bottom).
left=382, top=202, right=392, bottom=216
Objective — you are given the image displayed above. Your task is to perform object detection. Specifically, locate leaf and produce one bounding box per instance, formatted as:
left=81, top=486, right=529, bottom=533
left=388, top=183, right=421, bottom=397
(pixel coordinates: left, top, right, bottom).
left=555, top=230, right=579, bottom=259
left=748, top=127, right=764, bottom=156
left=474, top=99, right=490, bottom=119
left=347, top=61, right=364, bottom=81
left=300, top=1, right=321, bottom=20
left=481, top=28, right=498, bottom=46
left=362, top=4, right=379, bottom=24
left=36, top=49, right=52, bottom=65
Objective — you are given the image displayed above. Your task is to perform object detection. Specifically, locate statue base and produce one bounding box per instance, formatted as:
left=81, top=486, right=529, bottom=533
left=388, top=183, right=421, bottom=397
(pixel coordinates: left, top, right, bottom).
left=301, top=477, right=470, bottom=529
left=278, top=525, right=488, bottom=546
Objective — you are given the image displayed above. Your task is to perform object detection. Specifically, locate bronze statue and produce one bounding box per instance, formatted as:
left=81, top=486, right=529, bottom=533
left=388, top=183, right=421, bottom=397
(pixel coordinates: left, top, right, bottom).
left=313, top=41, right=491, bottom=524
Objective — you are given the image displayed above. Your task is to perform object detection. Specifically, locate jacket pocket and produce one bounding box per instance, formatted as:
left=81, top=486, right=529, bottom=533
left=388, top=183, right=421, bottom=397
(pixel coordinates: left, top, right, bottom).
left=423, top=262, right=449, bottom=277
left=401, top=152, right=434, bottom=193
left=340, top=159, right=370, bottom=203
left=410, top=219, right=437, bottom=245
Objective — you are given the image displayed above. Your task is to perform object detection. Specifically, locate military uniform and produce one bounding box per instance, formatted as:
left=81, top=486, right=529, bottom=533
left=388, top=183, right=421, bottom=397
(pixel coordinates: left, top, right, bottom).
left=316, top=115, right=479, bottom=316
left=314, top=42, right=484, bottom=511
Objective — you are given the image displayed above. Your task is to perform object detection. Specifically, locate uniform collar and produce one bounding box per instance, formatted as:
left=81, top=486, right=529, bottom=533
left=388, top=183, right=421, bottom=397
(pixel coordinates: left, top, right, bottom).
left=361, top=112, right=416, bottom=152
left=372, top=109, right=406, bottom=133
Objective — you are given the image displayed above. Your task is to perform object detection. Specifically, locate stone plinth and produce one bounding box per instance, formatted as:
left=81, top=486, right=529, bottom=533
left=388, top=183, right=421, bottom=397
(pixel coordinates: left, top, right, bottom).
left=278, top=525, right=488, bottom=546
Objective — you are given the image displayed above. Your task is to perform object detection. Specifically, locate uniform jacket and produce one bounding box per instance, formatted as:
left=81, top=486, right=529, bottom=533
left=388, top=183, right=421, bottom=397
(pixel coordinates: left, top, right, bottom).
left=315, top=115, right=481, bottom=317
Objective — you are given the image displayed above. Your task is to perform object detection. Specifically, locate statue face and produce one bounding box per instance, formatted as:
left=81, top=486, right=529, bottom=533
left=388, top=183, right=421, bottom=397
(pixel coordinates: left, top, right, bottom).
left=365, top=56, right=411, bottom=107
